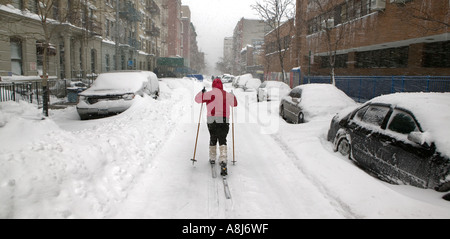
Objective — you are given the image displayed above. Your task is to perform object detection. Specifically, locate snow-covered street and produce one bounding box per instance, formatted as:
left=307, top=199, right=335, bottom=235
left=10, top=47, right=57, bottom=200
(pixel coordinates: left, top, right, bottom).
left=1, top=78, right=450, bottom=219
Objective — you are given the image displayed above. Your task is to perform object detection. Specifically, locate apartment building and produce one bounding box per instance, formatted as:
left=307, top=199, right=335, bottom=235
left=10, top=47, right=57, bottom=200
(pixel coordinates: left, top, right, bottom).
left=294, top=0, right=450, bottom=78
left=181, top=5, right=191, bottom=68
left=0, top=0, right=165, bottom=79
left=231, top=18, right=268, bottom=76
left=167, top=0, right=181, bottom=57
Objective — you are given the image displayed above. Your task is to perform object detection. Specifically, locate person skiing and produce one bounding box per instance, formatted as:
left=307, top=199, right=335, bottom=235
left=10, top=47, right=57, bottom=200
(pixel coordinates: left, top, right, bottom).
left=195, top=78, right=238, bottom=176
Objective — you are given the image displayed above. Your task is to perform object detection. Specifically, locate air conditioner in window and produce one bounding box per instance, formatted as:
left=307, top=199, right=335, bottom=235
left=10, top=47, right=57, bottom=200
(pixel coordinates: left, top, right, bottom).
left=371, top=0, right=386, bottom=11
left=321, top=18, right=334, bottom=29
left=390, top=0, right=408, bottom=3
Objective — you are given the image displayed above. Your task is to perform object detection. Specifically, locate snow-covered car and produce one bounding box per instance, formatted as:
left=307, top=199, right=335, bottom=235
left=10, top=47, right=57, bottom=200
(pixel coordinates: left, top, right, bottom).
left=77, top=71, right=159, bottom=120
left=257, top=81, right=291, bottom=102
left=233, top=73, right=253, bottom=89
left=327, top=93, right=450, bottom=192
left=221, top=74, right=235, bottom=83
left=280, top=84, right=356, bottom=124
left=243, top=78, right=261, bottom=92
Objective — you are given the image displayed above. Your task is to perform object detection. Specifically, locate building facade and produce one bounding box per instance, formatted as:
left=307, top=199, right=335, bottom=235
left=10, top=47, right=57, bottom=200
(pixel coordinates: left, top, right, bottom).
left=231, top=18, right=268, bottom=76
left=167, top=0, right=181, bottom=57
left=264, top=18, right=296, bottom=85
left=294, top=0, right=450, bottom=80
left=0, top=0, right=201, bottom=80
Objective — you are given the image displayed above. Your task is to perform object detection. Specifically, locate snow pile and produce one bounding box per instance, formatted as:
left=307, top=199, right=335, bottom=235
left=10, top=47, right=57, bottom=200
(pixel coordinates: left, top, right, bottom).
left=236, top=74, right=253, bottom=88
left=0, top=79, right=194, bottom=218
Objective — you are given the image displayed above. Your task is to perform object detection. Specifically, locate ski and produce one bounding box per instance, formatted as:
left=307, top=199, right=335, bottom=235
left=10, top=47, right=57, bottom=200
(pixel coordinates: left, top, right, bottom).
left=222, top=176, right=232, bottom=199
left=210, top=163, right=217, bottom=178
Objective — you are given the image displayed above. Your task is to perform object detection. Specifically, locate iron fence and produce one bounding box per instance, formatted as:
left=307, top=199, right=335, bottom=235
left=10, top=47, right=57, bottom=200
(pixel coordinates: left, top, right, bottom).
left=0, top=80, right=66, bottom=104
left=302, top=75, right=450, bottom=103
left=0, top=76, right=95, bottom=105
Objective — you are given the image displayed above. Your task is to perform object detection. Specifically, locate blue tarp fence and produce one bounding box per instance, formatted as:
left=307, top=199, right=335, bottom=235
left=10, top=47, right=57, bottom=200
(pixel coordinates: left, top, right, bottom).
left=302, top=75, right=450, bottom=103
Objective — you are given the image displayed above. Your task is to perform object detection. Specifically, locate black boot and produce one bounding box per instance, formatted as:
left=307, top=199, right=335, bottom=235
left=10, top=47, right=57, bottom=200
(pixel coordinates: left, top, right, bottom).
left=220, top=162, right=227, bottom=176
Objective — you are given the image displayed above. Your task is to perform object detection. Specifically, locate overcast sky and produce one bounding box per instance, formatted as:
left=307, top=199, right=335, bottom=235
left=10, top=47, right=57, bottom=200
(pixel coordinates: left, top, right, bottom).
left=181, top=0, right=260, bottom=74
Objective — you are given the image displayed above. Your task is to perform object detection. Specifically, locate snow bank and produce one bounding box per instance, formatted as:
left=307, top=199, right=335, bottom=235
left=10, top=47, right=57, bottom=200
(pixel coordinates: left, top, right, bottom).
left=0, top=79, right=194, bottom=218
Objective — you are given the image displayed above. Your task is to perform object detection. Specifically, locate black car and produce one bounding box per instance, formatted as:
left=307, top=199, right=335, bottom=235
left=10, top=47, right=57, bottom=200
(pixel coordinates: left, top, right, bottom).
left=327, top=93, right=450, bottom=192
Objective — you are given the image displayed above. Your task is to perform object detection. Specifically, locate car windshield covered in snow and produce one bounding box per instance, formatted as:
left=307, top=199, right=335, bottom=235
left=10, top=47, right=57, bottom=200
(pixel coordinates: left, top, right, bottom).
left=87, top=72, right=149, bottom=93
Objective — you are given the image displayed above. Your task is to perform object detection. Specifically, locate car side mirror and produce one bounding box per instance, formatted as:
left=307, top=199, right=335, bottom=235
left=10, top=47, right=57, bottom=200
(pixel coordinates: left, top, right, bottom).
left=408, top=131, right=430, bottom=147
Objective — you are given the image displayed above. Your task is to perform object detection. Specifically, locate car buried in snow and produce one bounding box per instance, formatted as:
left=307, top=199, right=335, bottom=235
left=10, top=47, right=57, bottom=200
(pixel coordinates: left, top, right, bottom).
left=279, top=84, right=357, bottom=124
left=77, top=71, right=159, bottom=120
left=257, top=81, right=291, bottom=102
left=327, top=93, right=450, bottom=193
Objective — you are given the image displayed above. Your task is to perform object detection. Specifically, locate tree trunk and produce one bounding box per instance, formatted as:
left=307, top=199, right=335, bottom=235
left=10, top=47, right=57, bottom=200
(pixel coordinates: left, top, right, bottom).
left=42, top=43, right=49, bottom=117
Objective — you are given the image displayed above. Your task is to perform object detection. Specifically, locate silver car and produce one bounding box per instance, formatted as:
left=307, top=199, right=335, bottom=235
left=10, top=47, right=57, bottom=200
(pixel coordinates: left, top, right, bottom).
left=279, top=84, right=356, bottom=124
left=77, top=71, right=159, bottom=120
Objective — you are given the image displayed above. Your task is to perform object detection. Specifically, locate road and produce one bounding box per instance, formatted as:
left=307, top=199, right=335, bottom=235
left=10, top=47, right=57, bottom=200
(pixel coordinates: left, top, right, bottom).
left=114, top=83, right=352, bottom=218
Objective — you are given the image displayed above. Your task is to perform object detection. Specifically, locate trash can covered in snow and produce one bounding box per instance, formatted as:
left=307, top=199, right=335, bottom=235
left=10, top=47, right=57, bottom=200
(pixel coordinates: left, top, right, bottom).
left=67, top=82, right=87, bottom=103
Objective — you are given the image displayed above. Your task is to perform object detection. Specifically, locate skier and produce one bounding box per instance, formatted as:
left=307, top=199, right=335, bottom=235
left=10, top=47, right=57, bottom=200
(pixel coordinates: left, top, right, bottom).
left=195, top=78, right=238, bottom=176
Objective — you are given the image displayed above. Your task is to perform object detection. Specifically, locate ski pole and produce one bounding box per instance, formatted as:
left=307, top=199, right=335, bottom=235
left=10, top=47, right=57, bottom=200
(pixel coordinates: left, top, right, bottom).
left=231, top=92, right=236, bottom=165
left=191, top=90, right=205, bottom=165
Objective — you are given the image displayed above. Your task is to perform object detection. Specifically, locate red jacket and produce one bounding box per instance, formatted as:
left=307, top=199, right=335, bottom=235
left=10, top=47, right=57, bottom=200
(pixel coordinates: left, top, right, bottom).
left=195, top=78, right=238, bottom=118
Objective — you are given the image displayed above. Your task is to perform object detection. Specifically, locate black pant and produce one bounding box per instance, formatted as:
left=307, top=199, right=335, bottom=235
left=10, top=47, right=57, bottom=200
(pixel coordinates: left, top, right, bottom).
left=207, top=118, right=230, bottom=146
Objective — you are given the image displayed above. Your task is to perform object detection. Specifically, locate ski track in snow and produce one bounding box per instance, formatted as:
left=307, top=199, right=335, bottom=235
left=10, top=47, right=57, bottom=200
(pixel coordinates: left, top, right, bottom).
left=270, top=133, right=360, bottom=219
left=235, top=94, right=351, bottom=218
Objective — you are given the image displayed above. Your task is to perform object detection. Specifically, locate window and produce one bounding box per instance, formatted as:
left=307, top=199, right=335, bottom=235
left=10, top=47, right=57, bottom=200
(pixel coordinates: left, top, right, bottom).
left=91, top=49, right=97, bottom=73
left=10, top=38, right=23, bottom=75
left=320, top=54, right=348, bottom=68
left=354, top=105, right=369, bottom=121
left=387, top=110, right=418, bottom=135
left=11, top=0, right=24, bottom=10
left=423, top=40, right=450, bottom=68
left=360, top=105, right=390, bottom=127
left=355, top=46, right=409, bottom=68
left=28, top=0, right=38, bottom=14
left=105, top=54, right=111, bottom=72
left=52, top=0, right=59, bottom=20
left=289, top=88, right=302, bottom=98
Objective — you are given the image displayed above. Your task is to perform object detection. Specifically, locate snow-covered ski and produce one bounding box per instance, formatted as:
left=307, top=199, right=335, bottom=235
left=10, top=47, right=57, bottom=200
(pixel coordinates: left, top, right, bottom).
left=210, top=163, right=217, bottom=178
left=222, top=176, right=232, bottom=199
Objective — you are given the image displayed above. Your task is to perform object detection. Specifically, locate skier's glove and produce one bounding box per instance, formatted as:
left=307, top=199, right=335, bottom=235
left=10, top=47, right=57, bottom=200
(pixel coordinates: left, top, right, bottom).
left=202, top=87, right=206, bottom=94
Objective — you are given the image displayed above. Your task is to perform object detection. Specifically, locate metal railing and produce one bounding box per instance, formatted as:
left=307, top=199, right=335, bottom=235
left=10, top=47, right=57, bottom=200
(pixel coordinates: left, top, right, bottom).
left=302, top=75, right=450, bottom=103
left=0, top=76, right=95, bottom=105
left=0, top=80, right=66, bottom=104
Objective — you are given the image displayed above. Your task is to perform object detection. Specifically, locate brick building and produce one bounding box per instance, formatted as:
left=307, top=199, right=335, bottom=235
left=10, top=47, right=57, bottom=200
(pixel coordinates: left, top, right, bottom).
left=167, top=0, right=182, bottom=57
left=264, top=18, right=296, bottom=85
left=294, top=0, right=450, bottom=80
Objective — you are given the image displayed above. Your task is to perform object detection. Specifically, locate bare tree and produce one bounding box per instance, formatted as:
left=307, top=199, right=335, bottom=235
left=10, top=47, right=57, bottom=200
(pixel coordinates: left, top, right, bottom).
left=252, top=0, right=295, bottom=83
left=34, top=0, right=56, bottom=117
left=307, top=0, right=357, bottom=85
left=394, top=0, right=449, bottom=33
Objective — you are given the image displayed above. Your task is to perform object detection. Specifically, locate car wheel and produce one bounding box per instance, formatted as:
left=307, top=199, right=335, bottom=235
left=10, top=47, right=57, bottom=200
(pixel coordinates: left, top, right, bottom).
left=337, top=137, right=350, bottom=156
left=297, top=112, right=304, bottom=124
left=79, top=114, right=89, bottom=120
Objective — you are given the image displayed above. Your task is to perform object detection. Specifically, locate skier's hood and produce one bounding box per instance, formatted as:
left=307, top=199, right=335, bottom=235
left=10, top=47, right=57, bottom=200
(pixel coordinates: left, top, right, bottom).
left=212, top=78, right=223, bottom=90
